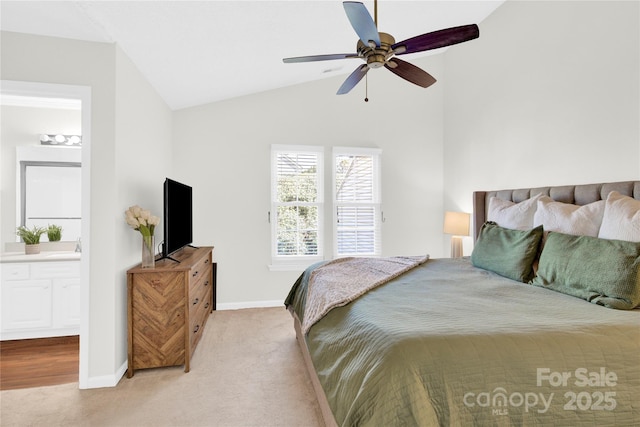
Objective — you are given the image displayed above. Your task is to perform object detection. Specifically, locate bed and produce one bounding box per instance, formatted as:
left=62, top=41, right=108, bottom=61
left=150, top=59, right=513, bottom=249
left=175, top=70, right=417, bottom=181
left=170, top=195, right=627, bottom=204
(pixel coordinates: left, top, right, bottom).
left=284, top=180, right=640, bottom=426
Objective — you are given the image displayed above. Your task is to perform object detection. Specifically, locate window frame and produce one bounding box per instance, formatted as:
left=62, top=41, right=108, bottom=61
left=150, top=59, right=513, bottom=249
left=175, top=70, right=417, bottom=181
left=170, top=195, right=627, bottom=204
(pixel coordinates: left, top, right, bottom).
left=270, top=145, right=324, bottom=270
left=332, top=146, right=382, bottom=258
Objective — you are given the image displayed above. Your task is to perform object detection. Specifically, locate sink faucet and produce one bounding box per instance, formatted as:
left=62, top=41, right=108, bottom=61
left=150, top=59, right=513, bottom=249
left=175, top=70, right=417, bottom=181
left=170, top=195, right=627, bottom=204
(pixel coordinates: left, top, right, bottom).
left=75, top=238, right=82, bottom=253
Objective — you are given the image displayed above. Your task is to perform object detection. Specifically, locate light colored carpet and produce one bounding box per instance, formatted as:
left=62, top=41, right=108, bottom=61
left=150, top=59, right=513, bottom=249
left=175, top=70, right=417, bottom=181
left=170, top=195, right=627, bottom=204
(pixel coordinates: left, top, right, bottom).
left=0, top=307, right=324, bottom=427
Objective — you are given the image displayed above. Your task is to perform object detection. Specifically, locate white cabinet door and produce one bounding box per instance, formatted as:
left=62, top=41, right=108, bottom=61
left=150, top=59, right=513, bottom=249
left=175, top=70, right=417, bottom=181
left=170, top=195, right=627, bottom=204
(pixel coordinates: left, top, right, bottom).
left=1, top=280, right=52, bottom=331
left=53, top=277, right=81, bottom=328
left=1, top=261, right=80, bottom=339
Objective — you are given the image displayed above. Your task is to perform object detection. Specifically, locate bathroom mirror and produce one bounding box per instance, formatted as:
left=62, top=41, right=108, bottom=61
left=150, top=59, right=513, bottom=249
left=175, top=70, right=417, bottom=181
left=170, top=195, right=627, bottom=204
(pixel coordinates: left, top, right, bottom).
left=19, top=160, right=82, bottom=242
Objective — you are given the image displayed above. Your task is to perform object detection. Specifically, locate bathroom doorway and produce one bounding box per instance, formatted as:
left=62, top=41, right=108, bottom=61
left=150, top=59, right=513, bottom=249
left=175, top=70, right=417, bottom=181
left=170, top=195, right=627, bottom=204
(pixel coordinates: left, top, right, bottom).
left=0, top=80, right=91, bottom=389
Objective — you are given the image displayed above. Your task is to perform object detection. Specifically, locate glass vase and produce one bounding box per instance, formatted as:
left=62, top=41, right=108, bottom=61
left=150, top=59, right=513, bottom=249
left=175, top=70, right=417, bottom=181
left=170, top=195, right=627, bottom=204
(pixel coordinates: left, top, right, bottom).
left=141, top=235, right=155, bottom=268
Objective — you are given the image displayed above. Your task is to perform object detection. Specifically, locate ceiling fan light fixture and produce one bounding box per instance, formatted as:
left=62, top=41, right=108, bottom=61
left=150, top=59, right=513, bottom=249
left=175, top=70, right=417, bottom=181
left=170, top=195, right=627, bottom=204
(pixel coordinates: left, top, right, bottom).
left=392, top=46, right=407, bottom=55
left=367, top=55, right=386, bottom=68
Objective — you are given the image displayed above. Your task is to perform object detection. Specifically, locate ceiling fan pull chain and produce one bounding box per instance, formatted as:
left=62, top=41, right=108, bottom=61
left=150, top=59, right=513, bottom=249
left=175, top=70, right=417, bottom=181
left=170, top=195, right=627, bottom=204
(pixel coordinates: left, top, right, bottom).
left=364, top=73, right=369, bottom=102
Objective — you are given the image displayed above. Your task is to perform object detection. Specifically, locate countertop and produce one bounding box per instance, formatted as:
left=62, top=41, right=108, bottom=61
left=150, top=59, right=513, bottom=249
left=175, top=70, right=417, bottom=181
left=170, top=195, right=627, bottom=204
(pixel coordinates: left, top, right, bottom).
left=0, top=251, right=81, bottom=263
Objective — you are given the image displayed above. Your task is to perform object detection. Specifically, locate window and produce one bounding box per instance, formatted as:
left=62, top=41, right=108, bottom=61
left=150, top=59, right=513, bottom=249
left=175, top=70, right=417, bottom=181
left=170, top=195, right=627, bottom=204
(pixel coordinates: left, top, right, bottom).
left=270, top=145, right=381, bottom=269
left=271, top=145, right=324, bottom=265
left=333, top=147, right=381, bottom=257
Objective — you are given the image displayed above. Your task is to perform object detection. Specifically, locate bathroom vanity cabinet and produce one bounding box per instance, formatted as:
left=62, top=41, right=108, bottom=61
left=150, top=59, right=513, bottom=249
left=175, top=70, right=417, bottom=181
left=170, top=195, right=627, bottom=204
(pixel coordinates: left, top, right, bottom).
left=1, top=257, right=80, bottom=340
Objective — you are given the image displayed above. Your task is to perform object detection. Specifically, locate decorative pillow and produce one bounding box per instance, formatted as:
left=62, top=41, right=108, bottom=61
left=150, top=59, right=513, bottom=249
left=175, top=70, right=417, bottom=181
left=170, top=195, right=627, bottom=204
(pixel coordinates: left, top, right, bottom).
left=471, top=222, right=543, bottom=283
left=598, top=191, right=640, bottom=242
left=488, top=193, right=544, bottom=230
left=531, top=232, right=640, bottom=309
left=533, top=197, right=605, bottom=237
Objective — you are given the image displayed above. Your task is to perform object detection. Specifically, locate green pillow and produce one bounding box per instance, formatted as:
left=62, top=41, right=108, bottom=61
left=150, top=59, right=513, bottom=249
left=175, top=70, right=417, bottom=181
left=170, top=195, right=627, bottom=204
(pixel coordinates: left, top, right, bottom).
left=531, top=232, right=640, bottom=309
left=471, top=222, right=543, bottom=282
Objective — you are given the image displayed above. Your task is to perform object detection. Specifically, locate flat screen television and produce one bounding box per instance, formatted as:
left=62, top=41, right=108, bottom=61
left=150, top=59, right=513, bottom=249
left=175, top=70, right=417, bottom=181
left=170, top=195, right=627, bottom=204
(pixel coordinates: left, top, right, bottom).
left=162, top=178, right=193, bottom=261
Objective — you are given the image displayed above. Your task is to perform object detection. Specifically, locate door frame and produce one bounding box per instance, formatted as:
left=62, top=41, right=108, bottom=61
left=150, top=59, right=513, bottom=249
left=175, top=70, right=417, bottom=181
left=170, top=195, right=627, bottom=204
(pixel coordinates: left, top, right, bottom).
left=1, top=79, right=92, bottom=388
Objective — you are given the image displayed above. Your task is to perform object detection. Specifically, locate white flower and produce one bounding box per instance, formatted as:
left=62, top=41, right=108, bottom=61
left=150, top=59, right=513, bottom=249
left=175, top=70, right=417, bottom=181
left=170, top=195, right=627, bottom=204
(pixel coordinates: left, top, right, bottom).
left=124, top=205, right=160, bottom=238
left=125, top=215, right=140, bottom=228
left=130, top=205, right=142, bottom=217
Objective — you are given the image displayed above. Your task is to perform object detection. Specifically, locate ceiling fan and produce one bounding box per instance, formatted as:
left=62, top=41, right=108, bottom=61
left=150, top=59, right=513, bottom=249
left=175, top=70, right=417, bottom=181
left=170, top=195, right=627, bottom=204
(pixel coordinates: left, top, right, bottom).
left=283, top=0, right=479, bottom=97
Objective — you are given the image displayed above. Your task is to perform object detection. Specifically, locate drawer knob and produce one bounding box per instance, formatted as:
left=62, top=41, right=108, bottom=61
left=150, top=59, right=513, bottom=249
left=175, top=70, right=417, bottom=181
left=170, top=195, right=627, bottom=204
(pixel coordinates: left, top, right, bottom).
left=205, top=302, right=210, bottom=309
left=193, top=324, right=200, bottom=334
left=204, top=280, right=209, bottom=287
left=192, top=270, right=199, bottom=277
left=193, top=297, right=199, bottom=305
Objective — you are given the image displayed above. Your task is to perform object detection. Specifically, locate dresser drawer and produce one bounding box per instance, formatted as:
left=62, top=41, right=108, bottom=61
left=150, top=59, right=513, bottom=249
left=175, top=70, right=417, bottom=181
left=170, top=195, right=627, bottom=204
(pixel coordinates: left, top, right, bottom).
left=188, top=254, right=211, bottom=290
left=2, top=263, right=30, bottom=281
left=190, top=264, right=212, bottom=295
left=189, top=286, right=212, bottom=354
left=188, top=280, right=210, bottom=320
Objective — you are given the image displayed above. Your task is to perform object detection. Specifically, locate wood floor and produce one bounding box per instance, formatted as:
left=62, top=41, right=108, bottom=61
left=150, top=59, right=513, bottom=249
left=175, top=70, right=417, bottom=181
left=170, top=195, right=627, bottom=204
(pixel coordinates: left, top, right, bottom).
left=0, top=335, right=79, bottom=390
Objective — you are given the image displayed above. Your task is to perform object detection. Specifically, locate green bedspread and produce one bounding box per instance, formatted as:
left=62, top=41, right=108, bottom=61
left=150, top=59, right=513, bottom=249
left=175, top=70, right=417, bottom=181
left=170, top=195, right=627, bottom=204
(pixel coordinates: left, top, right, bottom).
left=285, top=257, right=640, bottom=426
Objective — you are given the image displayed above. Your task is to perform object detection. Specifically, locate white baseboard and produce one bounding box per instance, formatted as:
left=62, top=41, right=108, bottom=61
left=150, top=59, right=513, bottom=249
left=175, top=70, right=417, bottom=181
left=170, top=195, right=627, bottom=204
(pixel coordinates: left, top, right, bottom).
left=82, top=360, right=128, bottom=389
left=217, top=300, right=283, bottom=310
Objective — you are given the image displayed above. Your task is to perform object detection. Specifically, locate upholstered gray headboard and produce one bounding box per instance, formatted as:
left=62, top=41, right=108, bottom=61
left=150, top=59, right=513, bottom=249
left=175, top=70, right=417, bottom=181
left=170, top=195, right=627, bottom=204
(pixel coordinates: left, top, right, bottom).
left=472, top=180, right=640, bottom=241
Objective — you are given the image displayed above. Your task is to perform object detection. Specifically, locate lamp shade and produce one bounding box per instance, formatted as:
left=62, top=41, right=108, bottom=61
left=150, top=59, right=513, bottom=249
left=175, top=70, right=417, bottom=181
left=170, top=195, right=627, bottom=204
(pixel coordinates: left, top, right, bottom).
left=443, top=211, right=470, bottom=236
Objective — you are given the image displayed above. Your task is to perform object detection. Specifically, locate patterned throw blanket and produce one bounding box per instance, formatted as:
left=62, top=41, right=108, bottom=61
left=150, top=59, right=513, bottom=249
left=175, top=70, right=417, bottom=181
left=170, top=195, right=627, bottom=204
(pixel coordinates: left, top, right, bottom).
left=302, top=255, right=429, bottom=334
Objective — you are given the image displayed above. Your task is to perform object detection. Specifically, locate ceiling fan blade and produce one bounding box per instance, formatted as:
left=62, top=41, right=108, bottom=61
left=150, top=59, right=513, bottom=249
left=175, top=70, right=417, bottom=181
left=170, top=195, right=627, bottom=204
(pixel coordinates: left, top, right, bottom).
left=343, top=1, right=380, bottom=47
left=283, top=53, right=359, bottom=63
left=384, top=58, right=436, bottom=88
left=337, top=64, right=369, bottom=95
left=392, top=24, right=479, bottom=55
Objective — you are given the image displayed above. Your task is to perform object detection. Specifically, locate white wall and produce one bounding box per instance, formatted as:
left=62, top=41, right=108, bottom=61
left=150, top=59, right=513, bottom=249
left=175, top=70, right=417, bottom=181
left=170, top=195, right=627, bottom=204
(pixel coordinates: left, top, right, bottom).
left=172, top=55, right=446, bottom=306
left=443, top=0, right=640, bottom=253
left=1, top=31, right=172, bottom=387
left=0, top=105, right=81, bottom=244
left=1, top=31, right=118, bottom=386
left=113, top=46, right=173, bottom=376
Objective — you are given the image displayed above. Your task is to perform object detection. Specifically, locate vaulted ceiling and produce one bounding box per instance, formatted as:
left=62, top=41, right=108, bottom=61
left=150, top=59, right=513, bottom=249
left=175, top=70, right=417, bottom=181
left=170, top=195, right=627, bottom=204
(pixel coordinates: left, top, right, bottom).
left=1, top=1, right=504, bottom=110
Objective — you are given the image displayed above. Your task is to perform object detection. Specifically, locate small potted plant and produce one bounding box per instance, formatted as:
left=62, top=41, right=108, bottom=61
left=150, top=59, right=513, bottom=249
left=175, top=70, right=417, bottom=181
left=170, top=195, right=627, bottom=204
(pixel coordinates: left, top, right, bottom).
left=16, top=225, right=46, bottom=254
left=47, top=224, right=63, bottom=242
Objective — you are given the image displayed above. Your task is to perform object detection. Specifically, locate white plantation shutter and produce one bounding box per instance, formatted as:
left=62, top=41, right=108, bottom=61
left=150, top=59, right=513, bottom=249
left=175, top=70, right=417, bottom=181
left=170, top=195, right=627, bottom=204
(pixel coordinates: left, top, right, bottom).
left=271, top=145, right=324, bottom=262
left=333, top=147, right=381, bottom=257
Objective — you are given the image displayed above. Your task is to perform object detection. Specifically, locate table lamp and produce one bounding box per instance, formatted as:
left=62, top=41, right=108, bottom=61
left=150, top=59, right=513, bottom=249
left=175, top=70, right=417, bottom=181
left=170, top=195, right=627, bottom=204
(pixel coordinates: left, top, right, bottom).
left=444, top=211, right=470, bottom=258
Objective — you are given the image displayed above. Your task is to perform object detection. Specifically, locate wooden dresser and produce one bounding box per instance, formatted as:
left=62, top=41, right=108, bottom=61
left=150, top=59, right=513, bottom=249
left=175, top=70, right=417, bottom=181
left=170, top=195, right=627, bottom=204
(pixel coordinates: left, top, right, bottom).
left=126, top=246, right=214, bottom=377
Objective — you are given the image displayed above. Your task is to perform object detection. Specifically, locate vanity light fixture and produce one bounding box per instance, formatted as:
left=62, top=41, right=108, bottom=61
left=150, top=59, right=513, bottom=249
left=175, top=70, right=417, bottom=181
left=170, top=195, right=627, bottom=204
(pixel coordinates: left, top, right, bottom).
left=40, top=134, right=82, bottom=147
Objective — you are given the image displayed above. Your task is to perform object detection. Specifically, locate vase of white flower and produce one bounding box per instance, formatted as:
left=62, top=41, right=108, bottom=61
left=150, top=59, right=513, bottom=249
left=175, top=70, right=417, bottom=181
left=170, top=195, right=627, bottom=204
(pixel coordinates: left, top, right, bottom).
left=125, top=205, right=160, bottom=268
left=141, top=234, right=155, bottom=268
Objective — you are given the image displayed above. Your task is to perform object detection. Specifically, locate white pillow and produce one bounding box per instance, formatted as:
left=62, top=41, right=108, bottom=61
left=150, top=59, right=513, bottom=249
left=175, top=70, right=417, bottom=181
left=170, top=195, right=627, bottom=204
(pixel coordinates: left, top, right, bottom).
left=533, top=197, right=605, bottom=237
left=488, top=193, right=544, bottom=230
left=598, top=191, right=640, bottom=242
